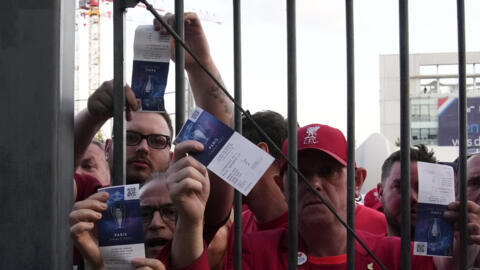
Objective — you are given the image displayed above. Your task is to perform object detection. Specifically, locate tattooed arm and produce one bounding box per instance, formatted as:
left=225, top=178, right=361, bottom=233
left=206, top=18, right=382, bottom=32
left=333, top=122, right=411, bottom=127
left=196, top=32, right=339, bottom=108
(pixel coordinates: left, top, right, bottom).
left=155, top=13, right=233, bottom=125
left=155, top=12, right=234, bottom=242
left=181, top=13, right=234, bottom=243
left=181, top=13, right=232, bottom=125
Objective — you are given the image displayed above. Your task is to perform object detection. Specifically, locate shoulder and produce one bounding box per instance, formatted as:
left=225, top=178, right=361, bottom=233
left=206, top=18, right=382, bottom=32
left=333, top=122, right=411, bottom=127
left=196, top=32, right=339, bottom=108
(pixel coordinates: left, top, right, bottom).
left=356, top=204, right=385, bottom=220
left=355, top=204, right=387, bottom=235
left=256, top=211, right=289, bottom=231
left=223, top=228, right=286, bottom=270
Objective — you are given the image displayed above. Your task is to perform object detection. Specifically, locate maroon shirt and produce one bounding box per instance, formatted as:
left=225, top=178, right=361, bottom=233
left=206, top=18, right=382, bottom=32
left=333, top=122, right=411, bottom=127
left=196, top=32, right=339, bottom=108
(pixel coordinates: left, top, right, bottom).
left=157, top=241, right=210, bottom=270
left=73, top=173, right=103, bottom=266
left=74, top=173, right=103, bottom=201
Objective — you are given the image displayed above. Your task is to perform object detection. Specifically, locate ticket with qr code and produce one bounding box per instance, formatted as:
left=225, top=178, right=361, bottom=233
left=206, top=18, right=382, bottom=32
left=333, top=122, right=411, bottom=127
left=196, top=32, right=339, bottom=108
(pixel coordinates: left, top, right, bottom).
left=131, top=25, right=170, bottom=112
left=413, top=162, right=455, bottom=257
left=174, top=107, right=275, bottom=196
left=97, top=184, right=145, bottom=269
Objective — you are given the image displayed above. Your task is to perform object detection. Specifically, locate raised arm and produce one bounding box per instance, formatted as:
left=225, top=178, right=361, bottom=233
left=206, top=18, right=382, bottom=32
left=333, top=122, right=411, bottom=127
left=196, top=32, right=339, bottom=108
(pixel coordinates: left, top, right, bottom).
left=166, top=140, right=210, bottom=268
left=154, top=13, right=233, bottom=124
left=155, top=13, right=234, bottom=241
left=74, top=81, right=138, bottom=167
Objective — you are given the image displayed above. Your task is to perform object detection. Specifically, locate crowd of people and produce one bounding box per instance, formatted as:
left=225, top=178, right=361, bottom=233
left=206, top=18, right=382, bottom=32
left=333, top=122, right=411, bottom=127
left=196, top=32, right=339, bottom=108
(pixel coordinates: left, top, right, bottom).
left=69, top=12, right=480, bottom=270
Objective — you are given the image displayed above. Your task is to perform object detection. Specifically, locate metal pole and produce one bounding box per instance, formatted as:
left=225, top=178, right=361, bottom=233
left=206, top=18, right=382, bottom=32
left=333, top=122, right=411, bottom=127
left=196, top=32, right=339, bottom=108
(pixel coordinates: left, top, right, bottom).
left=0, top=0, right=74, bottom=268
left=287, top=0, right=298, bottom=269
left=345, top=0, right=356, bottom=269
left=113, top=0, right=127, bottom=186
left=233, top=0, right=243, bottom=269
left=456, top=0, right=468, bottom=268
left=175, top=0, right=185, bottom=134
left=399, top=0, right=411, bottom=269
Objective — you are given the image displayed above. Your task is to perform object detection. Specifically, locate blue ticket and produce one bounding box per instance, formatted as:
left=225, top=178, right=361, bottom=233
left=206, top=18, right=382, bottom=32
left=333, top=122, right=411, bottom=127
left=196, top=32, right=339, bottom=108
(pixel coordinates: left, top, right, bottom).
left=174, top=107, right=274, bottom=195
left=413, top=162, right=455, bottom=257
left=131, top=25, right=170, bottom=112
left=98, top=184, right=145, bottom=269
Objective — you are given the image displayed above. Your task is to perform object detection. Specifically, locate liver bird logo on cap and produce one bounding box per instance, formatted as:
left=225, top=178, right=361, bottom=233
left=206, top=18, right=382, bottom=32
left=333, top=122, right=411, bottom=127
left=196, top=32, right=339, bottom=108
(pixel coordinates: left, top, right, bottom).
left=304, top=126, right=320, bottom=145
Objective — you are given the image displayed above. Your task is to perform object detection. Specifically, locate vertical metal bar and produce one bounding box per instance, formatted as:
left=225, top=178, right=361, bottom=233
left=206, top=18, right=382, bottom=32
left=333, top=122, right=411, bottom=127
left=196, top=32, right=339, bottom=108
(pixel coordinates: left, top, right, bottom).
left=233, top=0, right=243, bottom=269
left=399, top=0, right=411, bottom=269
left=287, top=0, right=298, bottom=269
left=113, top=0, right=126, bottom=186
left=456, top=0, right=468, bottom=268
left=175, top=0, right=185, bottom=134
left=345, top=0, right=356, bottom=269
left=0, top=0, right=74, bottom=268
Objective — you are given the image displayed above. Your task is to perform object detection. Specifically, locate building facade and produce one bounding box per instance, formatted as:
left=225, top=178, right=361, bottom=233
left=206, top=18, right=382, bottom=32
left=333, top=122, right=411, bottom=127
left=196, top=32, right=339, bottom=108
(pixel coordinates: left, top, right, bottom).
left=379, top=52, right=480, bottom=161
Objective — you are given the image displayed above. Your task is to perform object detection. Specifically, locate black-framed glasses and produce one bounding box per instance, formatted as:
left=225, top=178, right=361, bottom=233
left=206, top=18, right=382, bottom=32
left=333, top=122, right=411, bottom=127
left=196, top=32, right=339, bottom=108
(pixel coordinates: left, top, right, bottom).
left=141, top=204, right=177, bottom=223
left=126, top=130, right=171, bottom=149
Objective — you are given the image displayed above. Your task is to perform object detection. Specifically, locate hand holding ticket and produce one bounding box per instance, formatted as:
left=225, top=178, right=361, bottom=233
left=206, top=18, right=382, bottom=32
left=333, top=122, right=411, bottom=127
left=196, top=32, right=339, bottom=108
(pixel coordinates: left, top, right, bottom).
left=174, top=107, right=274, bottom=196
left=98, top=184, right=145, bottom=269
left=414, top=162, right=455, bottom=257
left=131, top=25, right=170, bottom=112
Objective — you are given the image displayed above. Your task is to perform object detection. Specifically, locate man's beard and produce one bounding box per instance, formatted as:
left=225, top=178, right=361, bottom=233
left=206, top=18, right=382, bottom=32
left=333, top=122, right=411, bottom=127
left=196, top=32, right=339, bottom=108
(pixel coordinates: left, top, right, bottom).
left=384, top=211, right=416, bottom=240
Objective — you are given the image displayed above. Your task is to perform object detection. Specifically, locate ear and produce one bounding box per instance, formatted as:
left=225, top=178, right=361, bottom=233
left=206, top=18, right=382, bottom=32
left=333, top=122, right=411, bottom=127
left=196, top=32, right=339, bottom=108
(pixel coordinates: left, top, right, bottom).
left=274, top=174, right=284, bottom=192
left=257, top=142, right=269, bottom=153
left=377, top=182, right=384, bottom=199
left=354, top=167, right=367, bottom=195
left=104, top=139, right=112, bottom=161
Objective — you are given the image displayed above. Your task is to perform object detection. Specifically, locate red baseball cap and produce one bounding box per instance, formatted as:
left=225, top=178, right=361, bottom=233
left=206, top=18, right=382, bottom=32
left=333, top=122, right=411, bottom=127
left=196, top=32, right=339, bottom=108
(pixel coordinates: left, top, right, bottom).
left=280, top=123, right=353, bottom=172
left=364, top=187, right=383, bottom=212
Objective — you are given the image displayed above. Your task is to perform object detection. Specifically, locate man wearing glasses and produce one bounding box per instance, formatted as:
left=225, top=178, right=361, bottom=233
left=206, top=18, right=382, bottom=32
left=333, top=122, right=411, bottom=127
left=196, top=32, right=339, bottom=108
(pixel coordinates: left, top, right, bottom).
left=74, top=12, right=233, bottom=187
left=139, top=173, right=177, bottom=258
left=106, top=111, right=174, bottom=185
left=71, top=12, right=234, bottom=267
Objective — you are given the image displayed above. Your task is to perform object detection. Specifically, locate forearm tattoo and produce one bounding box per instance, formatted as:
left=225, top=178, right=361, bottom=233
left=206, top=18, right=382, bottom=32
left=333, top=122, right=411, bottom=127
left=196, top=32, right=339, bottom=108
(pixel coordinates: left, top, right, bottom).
left=208, top=75, right=233, bottom=115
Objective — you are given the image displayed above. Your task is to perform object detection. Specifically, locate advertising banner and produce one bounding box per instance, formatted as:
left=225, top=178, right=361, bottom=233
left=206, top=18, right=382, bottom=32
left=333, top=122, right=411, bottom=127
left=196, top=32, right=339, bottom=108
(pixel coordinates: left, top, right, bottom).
left=438, top=97, right=480, bottom=151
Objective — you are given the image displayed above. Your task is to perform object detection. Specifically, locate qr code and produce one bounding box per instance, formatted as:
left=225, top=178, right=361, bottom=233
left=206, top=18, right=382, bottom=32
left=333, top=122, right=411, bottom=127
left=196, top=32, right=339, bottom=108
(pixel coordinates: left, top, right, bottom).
left=125, top=185, right=139, bottom=200
left=189, top=107, right=203, bottom=122
left=414, top=242, right=427, bottom=255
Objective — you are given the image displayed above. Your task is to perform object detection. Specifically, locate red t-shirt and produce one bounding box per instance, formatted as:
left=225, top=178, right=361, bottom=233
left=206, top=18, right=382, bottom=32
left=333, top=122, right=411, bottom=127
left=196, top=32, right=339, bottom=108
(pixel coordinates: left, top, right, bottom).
left=241, top=204, right=386, bottom=237
left=242, top=208, right=289, bottom=233
left=222, top=209, right=288, bottom=269
left=355, top=203, right=387, bottom=235
left=218, top=229, right=436, bottom=270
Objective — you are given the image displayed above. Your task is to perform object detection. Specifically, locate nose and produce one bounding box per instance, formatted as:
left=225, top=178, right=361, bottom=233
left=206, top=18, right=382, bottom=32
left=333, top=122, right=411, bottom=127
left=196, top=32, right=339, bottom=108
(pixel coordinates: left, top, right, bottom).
left=136, top=138, right=150, bottom=154
left=148, top=211, right=167, bottom=231
left=308, top=174, right=323, bottom=191
left=410, top=189, right=418, bottom=204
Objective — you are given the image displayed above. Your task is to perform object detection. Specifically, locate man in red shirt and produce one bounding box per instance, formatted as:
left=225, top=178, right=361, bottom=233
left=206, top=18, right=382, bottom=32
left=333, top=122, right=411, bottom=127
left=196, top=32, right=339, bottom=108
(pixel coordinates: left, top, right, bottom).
left=377, top=145, right=436, bottom=239
left=226, top=124, right=431, bottom=269
left=71, top=12, right=234, bottom=268
left=158, top=124, right=480, bottom=269
left=238, top=112, right=385, bottom=235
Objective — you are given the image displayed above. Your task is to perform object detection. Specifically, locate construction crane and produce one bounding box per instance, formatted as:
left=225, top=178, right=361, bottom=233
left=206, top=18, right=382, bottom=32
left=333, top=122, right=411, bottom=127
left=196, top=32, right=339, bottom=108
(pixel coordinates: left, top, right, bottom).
left=74, top=0, right=221, bottom=136
left=88, top=0, right=101, bottom=96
